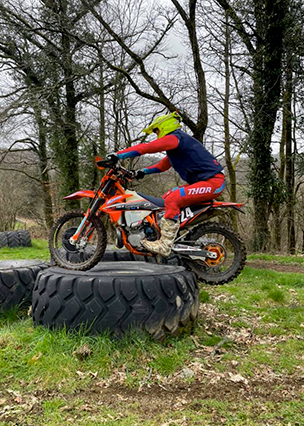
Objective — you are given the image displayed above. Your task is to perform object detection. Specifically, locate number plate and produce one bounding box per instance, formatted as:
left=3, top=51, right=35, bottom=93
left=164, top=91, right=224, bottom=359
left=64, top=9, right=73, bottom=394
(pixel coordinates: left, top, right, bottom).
left=180, top=207, right=194, bottom=222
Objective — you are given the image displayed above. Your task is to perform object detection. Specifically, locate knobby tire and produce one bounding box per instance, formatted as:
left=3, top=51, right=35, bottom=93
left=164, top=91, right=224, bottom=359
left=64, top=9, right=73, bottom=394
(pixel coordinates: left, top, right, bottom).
left=49, top=211, right=107, bottom=271
left=182, top=221, right=246, bottom=285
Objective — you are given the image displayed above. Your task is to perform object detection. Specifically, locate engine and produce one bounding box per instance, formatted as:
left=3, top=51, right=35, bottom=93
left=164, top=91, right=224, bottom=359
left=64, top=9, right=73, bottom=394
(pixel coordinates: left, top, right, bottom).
left=126, top=219, right=157, bottom=249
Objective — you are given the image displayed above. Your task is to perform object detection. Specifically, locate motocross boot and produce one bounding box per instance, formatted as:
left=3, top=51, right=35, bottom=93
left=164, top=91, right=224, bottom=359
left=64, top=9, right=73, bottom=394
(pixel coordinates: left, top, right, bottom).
left=141, top=218, right=180, bottom=257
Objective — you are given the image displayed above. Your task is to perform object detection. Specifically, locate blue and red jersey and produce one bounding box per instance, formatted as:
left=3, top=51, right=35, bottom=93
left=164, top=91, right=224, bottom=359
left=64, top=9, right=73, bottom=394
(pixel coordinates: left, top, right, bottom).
left=117, top=129, right=223, bottom=184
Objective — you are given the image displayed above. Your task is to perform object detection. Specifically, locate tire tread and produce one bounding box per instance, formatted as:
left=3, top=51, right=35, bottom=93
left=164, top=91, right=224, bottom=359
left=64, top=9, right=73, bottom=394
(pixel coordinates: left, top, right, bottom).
left=0, top=262, right=49, bottom=312
left=32, top=263, right=199, bottom=340
left=184, top=221, right=246, bottom=285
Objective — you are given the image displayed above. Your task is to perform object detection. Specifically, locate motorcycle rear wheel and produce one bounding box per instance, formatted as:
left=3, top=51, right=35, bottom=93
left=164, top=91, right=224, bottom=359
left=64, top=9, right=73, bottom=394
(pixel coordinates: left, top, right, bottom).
left=181, top=221, right=246, bottom=285
left=49, top=211, right=107, bottom=271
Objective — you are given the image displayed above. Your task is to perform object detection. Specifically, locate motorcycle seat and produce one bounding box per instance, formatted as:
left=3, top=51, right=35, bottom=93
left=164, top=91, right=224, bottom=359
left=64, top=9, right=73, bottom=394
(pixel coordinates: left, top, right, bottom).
left=137, top=192, right=217, bottom=209
left=137, top=192, right=165, bottom=207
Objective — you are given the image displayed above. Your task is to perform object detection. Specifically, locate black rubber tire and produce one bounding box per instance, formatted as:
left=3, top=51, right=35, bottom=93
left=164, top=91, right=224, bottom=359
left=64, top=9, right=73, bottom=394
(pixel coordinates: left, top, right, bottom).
left=183, top=221, right=247, bottom=285
left=6, top=231, right=20, bottom=248
left=0, top=232, right=8, bottom=248
left=100, top=250, right=145, bottom=262
left=51, top=248, right=150, bottom=265
left=0, top=260, right=50, bottom=313
left=99, top=250, right=157, bottom=263
left=49, top=211, right=107, bottom=271
left=63, top=249, right=183, bottom=266
left=17, top=230, right=31, bottom=247
left=32, top=262, right=199, bottom=340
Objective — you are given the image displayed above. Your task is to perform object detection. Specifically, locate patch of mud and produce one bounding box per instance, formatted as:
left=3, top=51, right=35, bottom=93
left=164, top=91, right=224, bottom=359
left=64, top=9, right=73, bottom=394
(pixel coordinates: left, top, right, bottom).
left=247, top=260, right=304, bottom=274
left=1, top=376, right=303, bottom=424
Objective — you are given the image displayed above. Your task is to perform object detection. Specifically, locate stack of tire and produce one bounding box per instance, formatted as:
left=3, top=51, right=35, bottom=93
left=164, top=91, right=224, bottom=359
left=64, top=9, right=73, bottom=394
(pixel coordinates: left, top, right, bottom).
left=0, top=248, right=200, bottom=341
left=64, top=248, right=183, bottom=266
left=0, top=230, right=31, bottom=248
left=0, top=260, right=50, bottom=313
left=0, top=230, right=44, bottom=314
left=32, top=261, right=199, bottom=341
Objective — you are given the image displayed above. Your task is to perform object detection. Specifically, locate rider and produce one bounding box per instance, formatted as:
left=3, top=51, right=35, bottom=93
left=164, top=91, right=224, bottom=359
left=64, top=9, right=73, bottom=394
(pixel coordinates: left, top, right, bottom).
left=116, top=112, right=225, bottom=257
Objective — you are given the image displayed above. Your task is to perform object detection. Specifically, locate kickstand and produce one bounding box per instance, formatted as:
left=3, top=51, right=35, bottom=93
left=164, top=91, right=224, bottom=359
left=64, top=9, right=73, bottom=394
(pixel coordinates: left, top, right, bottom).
left=155, top=254, right=163, bottom=264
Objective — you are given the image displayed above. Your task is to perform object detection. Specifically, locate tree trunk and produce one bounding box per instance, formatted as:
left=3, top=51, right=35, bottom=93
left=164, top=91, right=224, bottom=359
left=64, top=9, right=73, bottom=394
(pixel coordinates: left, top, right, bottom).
left=171, top=0, right=208, bottom=141
left=302, top=194, right=304, bottom=254
left=272, top=204, right=283, bottom=251
left=252, top=198, right=269, bottom=252
left=91, top=51, right=106, bottom=188
left=250, top=0, right=286, bottom=251
left=34, top=106, right=54, bottom=229
left=61, top=6, right=79, bottom=206
left=272, top=89, right=287, bottom=251
left=223, top=12, right=238, bottom=229
left=99, top=54, right=106, bottom=157
left=284, top=48, right=296, bottom=253
left=272, top=123, right=286, bottom=251
left=216, top=0, right=286, bottom=251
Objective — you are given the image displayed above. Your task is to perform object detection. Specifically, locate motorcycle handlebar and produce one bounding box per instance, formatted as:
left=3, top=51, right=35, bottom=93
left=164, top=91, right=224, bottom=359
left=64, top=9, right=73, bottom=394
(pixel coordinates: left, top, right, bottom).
left=95, top=156, right=137, bottom=180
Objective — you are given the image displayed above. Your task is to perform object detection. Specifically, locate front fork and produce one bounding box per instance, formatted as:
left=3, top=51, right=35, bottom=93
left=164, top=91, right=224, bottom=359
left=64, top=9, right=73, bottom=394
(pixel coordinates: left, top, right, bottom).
left=69, top=196, right=104, bottom=246
left=69, top=213, right=91, bottom=246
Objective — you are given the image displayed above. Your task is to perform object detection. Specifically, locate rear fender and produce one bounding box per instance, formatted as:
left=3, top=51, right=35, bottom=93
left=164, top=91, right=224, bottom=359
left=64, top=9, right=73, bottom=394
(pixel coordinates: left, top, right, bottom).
left=212, top=201, right=245, bottom=212
left=180, top=201, right=245, bottom=228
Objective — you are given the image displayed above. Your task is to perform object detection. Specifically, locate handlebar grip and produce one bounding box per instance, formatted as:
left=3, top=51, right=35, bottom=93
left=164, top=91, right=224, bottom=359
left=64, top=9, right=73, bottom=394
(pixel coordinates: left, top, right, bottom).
left=96, top=154, right=118, bottom=168
left=107, top=153, right=119, bottom=164
left=134, top=170, right=146, bottom=180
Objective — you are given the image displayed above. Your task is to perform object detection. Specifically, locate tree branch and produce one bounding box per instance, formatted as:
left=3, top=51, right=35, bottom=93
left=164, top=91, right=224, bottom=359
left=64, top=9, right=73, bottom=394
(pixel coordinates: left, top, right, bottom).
left=215, top=0, right=255, bottom=56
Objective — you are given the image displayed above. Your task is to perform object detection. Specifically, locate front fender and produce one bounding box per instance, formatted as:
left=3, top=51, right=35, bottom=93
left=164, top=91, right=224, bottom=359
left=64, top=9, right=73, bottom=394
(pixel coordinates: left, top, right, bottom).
left=63, top=190, right=96, bottom=201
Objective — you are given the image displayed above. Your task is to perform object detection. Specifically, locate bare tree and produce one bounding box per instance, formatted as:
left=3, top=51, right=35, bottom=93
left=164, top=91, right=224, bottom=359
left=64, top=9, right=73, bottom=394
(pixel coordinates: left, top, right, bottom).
left=216, top=0, right=287, bottom=251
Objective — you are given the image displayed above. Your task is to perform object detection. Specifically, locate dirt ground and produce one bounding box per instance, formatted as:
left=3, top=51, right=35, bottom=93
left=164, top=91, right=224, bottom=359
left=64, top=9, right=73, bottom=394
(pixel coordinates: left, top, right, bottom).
left=87, top=376, right=304, bottom=410
left=1, top=373, right=302, bottom=423
left=246, top=260, right=304, bottom=274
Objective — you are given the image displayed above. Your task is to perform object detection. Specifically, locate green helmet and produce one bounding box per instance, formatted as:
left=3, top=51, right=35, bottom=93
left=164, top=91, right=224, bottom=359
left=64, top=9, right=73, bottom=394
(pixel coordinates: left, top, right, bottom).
left=142, top=112, right=181, bottom=138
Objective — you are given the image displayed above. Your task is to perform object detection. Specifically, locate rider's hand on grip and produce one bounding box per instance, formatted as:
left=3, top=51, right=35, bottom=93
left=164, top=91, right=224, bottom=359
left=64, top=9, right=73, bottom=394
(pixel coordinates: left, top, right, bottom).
left=134, top=170, right=146, bottom=180
left=107, top=153, right=119, bottom=164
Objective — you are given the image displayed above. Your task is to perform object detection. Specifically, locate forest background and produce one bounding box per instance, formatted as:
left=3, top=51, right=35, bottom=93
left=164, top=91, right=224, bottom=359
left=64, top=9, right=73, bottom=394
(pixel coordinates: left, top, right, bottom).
left=0, top=0, right=303, bottom=254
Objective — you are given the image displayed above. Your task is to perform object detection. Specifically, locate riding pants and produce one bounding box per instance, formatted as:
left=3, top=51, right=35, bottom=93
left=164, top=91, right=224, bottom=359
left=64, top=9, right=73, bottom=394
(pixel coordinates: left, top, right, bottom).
left=162, top=173, right=225, bottom=220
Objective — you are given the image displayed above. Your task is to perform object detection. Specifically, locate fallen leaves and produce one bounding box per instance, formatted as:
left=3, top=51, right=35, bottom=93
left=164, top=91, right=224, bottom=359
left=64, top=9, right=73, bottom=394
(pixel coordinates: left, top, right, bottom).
left=72, top=344, right=92, bottom=361
left=228, top=372, right=249, bottom=385
left=0, top=390, right=39, bottom=422
left=31, top=351, right=42, bottom=362
left=76, top=370, right=98, bottom=380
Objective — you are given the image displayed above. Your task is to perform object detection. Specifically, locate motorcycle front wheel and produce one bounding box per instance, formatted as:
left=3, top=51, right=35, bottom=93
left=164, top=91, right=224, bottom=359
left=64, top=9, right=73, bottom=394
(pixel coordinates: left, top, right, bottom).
left=49, top=211, right=107, bottom=271
left=181, top=221, right=246, bottom=285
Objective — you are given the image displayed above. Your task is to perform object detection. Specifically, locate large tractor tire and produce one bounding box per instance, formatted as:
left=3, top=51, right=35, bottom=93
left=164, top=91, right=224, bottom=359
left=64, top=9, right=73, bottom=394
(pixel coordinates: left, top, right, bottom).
left=0, top=260, right=49, bottom=313
left=63, top=249, right=182, bottom=266
left=56, top=248, right=154, bottom=264
left=32, top=262, right=199, bottom=341
left=0, top=230, right=32, bottom=248
left=0, top=233, right=8, bottom=248
left=6, top=231, right=20, bottom=248
left=17, top=230, right=32, bottom=247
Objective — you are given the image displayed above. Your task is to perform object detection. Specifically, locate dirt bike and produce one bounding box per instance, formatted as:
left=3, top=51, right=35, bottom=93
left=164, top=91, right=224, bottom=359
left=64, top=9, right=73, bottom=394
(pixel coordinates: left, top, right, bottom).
left=49, top=155, right=247, bottom=284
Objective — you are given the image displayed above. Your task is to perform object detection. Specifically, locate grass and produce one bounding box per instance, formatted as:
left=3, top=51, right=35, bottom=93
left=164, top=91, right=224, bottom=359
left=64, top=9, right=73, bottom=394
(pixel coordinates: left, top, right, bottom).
left=0, top=239, right=50, bottom=261
left=1, top=241, right=303, bottom=265
left=248, top=252, right=304, bottom=264
left=1, top=249, right=304, bottom=423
